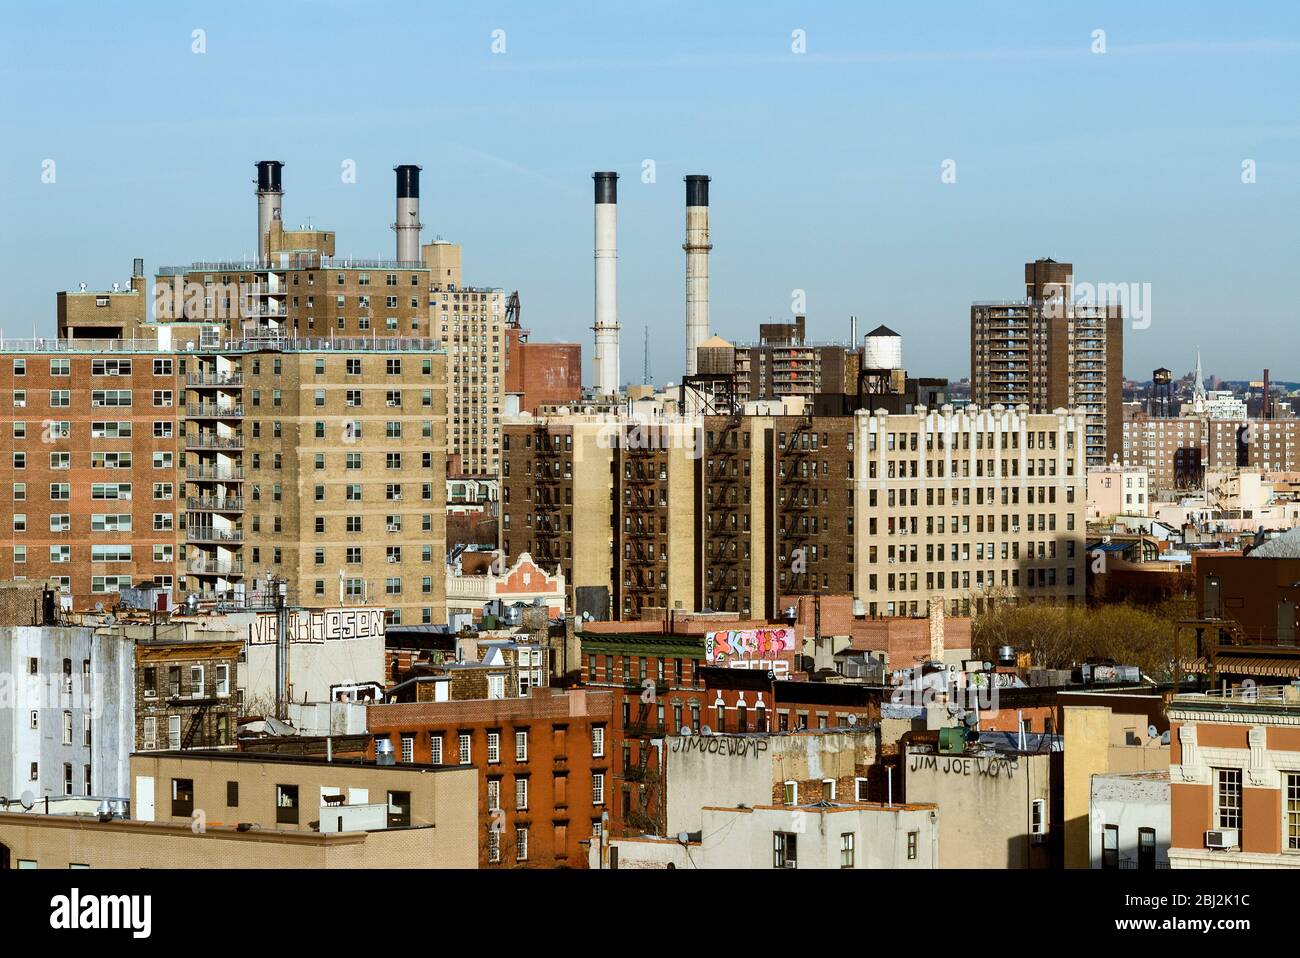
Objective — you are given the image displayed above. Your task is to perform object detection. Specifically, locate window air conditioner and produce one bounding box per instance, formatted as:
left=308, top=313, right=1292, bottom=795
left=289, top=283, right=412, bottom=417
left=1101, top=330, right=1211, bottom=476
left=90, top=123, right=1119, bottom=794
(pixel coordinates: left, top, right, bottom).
left=1204, top=828, right=1238, bottom=850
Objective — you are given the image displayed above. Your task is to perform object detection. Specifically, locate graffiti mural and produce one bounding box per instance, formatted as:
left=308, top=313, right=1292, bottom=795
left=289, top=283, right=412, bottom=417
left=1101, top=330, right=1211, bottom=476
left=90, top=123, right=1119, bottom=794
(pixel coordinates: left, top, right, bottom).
left=705, top=627, right=796, bottom=675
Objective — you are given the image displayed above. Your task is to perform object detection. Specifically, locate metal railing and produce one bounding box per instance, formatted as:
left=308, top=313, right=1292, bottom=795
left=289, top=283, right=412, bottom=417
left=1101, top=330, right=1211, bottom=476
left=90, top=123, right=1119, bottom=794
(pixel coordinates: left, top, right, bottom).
left=186, top=558, right=246, bottom=575
left=186, top=496, right=245, bottom=511
left=1176, top=684, right=1300, bottom=709
left=186, top=529, right=244, bottom=544
left=186, top=466, right=246, bottom=481
left=186, top=372, right=244, bottom=387
left=186, top=404, right=244, bottom=418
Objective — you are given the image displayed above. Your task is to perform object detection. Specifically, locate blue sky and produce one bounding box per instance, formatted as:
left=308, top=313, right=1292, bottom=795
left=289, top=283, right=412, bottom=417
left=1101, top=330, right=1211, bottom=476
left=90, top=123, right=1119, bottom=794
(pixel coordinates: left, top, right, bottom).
left=1, top=1, right=1296, bottom=385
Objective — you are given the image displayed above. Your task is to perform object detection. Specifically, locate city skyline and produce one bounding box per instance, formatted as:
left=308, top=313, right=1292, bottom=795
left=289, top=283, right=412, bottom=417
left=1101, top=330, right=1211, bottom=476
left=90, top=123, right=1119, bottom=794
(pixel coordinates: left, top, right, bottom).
left=1, top=2, right=1297, bottom=384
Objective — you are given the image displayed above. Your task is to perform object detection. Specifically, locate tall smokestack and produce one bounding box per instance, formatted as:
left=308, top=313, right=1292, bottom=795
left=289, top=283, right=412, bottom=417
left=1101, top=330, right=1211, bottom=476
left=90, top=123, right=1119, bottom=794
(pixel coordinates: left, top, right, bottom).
left=683, top=175, right=712, bottom=377
left=593, top=172, right=620, bottom=396
left=255, top=161, right=284, bottom=263
left=1263, top=369, right=1271, bottom=419
left=393, top=165, right=422, bottom=264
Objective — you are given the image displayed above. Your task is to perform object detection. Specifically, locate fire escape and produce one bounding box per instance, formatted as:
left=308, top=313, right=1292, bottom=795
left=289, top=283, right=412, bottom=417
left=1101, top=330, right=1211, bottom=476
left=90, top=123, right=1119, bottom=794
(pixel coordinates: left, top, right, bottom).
left=781, top=417, right=816, bottom=594
left=531, top=426, right=563, bottom=568
left=707, top=418, right=742, bottom=612
left=622, top=453, right=659, bottom=618
left=622, top=676, right=668, bottom=835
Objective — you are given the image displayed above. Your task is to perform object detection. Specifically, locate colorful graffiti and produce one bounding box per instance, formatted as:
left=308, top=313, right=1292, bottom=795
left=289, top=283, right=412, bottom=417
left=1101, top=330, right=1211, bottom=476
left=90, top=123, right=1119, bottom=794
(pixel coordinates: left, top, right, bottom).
left=705, top=627, right=796, bottom=671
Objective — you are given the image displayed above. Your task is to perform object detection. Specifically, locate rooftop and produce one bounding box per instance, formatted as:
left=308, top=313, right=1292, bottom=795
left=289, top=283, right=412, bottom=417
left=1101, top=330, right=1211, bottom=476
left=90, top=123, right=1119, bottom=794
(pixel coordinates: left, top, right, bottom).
left=134, top=749, right=468, bottom=773
left=0, top=335, right=445, bottom=355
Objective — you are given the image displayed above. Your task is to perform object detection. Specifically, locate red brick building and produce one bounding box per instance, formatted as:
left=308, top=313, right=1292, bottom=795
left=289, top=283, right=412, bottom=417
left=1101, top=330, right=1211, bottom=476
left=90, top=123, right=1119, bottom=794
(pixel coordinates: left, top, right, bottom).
left=578, top=628, right=709, bottom=836
left=504, top=333, right=582, bottom=414
left=366, top=687, right=613, bottom=868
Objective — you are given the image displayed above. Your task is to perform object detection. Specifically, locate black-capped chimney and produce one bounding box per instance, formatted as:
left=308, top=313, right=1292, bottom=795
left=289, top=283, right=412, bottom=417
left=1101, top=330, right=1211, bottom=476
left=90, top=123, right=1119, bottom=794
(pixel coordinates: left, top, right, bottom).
left=685, top=174, right=710, bottom=207
left=594, top=171, right=618, bottom=205
left=256, top=160, right=284, bottom=194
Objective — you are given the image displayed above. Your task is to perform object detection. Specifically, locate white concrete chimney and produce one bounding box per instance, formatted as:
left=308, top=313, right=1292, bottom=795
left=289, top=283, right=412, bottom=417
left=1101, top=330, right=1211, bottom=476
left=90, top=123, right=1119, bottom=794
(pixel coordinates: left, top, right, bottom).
left=592, top=172, right=620, bottom=396
left=683, top=175, right=711, bottom=377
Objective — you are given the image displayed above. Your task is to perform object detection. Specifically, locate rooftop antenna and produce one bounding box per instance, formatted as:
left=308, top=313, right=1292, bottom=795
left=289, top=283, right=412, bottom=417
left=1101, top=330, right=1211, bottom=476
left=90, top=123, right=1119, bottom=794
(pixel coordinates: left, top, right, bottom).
left=643, top=325, right=651, bottom=386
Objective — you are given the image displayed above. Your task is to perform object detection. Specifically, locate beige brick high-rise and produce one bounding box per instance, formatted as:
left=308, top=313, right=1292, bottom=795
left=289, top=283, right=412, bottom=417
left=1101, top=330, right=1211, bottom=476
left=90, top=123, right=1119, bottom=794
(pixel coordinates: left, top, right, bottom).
left=972, top=260, right=1123, bottom=466
left=185, top=341, right=449, bottom=625
left=854, top=404, right=1087, bottom=617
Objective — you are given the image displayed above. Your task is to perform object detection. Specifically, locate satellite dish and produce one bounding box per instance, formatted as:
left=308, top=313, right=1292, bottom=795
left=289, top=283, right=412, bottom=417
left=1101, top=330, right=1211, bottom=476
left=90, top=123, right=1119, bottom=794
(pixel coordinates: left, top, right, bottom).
left=1147, top=724, right=1159, bottom=740
left=1160, top=730, right=1171, bottom=745
left=676, top=832, right=690, bottom=844
left=94, top=602, right=104, bottom=613
left=846, top=713, right=858, bottom=726
left=700, top=725, right=714, bottom=736
left=20, top=790, right=34, bottom=810
left=679, top=726, right=692, bottom=736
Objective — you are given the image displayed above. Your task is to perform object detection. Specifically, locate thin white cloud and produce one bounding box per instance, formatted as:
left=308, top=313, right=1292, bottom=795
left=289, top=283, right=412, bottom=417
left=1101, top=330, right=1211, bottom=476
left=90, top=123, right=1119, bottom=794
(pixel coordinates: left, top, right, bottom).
left=484, top=38, right=1300, bottom=73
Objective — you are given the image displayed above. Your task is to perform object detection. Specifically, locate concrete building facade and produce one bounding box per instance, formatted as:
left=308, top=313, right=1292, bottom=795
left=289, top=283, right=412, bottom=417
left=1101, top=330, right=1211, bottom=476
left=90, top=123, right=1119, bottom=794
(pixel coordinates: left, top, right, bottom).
left=0, top=625, right=134, bottom=801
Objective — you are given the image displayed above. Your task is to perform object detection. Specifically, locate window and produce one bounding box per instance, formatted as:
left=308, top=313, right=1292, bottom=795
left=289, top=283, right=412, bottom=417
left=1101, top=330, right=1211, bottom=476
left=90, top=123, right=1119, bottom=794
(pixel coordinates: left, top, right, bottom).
left=840, top=832, right=856, bottom=868
left=592, top=725, right=606, bottom=758
left=401, top=734, right=414, bottom=764
left=62, top=711, right=73, bottom=745
left=1030, top=798, right=1046, bottom=835
left=1215, top=768, right=1242, bottom=831
left=782, top=781, right=797, bottom=805
left=428, top=733, right=443, bottom=765
left=907, top=830, right=919, bottom=861
left=515, top=730, right=528, bottom=762
left=387, top=790, right=411, bottom=828
left=63, top=763, right=73, bottom=796
left=487, top=731, right=500, bottom=764
left=773, top=832, right=797, bottom=869
left=276, top=784, right=300, bottom=824
left=459, top=733, right=471, bottom=764
left=516, top=826, right=529, bottom=862
left=1138, top=827, right=1157, bottom=869
left=1102, top=824, right=1119, bottom=869
left=487, top=829, right=501, bottom=864
left=515, top=776, right=529, bottom=811
left=1287, top=773, right=1300, bottom=851
left=227, top=781, right=239, bottom=807
left=171, top=778, right=194, bottom=817
left=592, top=772, right=605, bottom=805
left=215, top=664, right=230, bottom=697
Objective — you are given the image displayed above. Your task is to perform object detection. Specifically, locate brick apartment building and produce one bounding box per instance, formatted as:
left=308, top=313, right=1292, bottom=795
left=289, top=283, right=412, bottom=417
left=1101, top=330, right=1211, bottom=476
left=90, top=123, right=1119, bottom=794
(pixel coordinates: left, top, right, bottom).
left=135, top=636, right=242, bottom=751
left=366, top=687, right=613, bottom=867
left=855, top=405, right=1088, bottom=617
left=1122, top=410, right=1300, bottom=492
left=971, top=259, right=1123, bottom=465
left=500, top=415, right=616, bottom=616
left=503, top=403, right=1088, bottom=623
left=0, top=343, right=185, bottom=606
left=579, top=627, right=711, bottom=836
